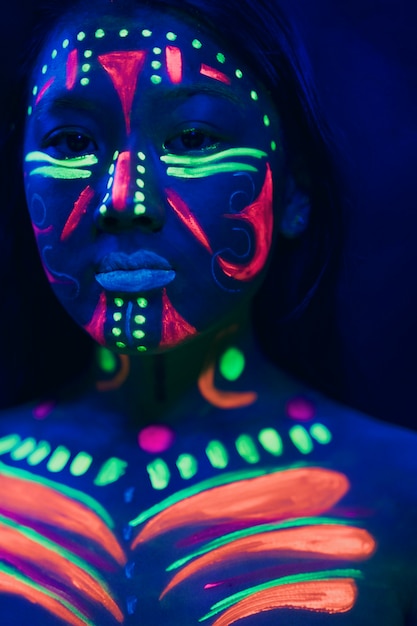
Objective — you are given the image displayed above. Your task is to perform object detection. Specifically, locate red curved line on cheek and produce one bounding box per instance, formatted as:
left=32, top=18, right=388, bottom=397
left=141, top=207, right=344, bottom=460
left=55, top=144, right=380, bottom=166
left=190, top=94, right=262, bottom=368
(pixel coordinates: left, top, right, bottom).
left=84, top=291, right=107, bottom=345
left=61, top=186, right=95, bottom=240
left=98, top=51, right=147, bottom=134
left=159, top=288, right=197, bottom=347
left=166, top=46, right=183, bottom=84
left=166, top=189, right=212, bottom=253
left=35, top=77, right=55, bottom=106
left=217, top=163, right=273, bottom=281
left=66, top=49, right=78, bottom=90
left=112, top=151, right=131, bottom=211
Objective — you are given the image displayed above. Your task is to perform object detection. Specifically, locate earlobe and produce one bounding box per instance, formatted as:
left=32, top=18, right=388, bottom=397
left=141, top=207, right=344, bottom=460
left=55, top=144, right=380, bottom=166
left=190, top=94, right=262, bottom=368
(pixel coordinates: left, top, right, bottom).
left=279, top=177, right=311, bottom=238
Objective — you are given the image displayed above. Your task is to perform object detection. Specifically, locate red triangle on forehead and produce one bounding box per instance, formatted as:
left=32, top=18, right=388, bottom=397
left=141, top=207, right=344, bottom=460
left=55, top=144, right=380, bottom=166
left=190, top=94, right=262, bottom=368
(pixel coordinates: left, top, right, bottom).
left=98, top=50, right=147, bottom=133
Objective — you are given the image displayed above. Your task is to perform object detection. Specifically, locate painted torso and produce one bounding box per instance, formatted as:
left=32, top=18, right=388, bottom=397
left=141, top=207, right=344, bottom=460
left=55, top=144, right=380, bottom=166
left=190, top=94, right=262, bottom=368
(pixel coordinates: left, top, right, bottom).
left=0, top=376, right=416, bottom=626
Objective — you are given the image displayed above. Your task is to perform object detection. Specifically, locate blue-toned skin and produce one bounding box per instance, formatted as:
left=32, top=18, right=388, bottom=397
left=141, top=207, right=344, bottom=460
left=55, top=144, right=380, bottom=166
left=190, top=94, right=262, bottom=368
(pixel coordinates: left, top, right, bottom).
left=10, top=3, right=417, bottom=625
left=0, top=365, right=417, bottom=625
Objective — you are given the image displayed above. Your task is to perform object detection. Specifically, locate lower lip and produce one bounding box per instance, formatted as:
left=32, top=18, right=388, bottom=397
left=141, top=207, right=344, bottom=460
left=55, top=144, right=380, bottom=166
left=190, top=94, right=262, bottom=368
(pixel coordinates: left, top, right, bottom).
left=95, top=269, right=176, bottom=292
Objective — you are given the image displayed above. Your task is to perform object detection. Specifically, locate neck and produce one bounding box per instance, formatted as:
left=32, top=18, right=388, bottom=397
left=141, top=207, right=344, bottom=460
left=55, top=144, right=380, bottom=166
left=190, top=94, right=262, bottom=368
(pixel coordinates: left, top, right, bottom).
left=89, top=309, right=271, bottom=427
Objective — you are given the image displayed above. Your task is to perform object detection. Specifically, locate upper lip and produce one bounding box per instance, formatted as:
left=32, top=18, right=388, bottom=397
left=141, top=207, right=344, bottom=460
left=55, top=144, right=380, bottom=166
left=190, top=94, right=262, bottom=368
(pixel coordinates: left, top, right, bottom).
left=96, top=250, right=172, bottom=273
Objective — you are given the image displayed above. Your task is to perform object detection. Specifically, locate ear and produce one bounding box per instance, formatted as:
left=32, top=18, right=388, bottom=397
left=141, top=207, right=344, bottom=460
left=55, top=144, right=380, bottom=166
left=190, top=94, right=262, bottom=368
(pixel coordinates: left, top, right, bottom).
left=278, top=176, right=311, bottom=238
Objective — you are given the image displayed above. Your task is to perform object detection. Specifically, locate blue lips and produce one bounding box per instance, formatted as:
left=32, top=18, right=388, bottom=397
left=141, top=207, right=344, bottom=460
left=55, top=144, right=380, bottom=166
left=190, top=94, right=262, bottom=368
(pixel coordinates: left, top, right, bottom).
left=95, top=268, right=176, bottom=292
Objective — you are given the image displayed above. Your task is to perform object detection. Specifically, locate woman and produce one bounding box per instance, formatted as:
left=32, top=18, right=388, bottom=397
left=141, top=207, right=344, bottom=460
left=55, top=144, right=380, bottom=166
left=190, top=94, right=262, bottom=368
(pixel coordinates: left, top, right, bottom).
left=0, top=0, right=416, bottom=624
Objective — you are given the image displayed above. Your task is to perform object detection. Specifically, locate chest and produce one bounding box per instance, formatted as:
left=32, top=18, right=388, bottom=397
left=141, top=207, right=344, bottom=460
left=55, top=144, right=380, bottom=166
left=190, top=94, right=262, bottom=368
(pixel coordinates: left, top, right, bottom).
left=0, top=418, right=412, bottom=626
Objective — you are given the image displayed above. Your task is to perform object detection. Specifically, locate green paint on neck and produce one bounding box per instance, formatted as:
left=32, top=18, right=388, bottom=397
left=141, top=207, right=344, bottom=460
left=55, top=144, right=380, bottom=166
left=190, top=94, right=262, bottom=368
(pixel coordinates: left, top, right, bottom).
left=219, top=347, right=245, bottom=381
left=97, top=347, right=118, bottom=374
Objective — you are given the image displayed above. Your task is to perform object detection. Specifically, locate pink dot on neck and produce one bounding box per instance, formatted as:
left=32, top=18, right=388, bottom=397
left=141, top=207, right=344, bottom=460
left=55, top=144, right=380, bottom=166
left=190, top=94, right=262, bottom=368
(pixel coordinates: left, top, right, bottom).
left=138, top=425, right=175, bottom=453
left=285, top=396, right=316, bottom=421
left=33, top=400, right=56, bottom=420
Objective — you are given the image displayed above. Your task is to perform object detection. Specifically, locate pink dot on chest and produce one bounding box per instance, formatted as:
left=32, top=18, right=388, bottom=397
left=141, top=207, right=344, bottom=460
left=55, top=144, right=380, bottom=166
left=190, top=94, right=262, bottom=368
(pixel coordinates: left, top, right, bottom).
left=138, top=424, right=175, bottom=453
left=285, top=396, right=316, bottom=421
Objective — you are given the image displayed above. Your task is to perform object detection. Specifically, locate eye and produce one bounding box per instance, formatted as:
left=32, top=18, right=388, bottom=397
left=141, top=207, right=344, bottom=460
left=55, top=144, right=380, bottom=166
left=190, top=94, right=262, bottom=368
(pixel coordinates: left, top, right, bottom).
left=43, top=130, right=98, bottom=158
left=164, top=128, right=221, bottom=153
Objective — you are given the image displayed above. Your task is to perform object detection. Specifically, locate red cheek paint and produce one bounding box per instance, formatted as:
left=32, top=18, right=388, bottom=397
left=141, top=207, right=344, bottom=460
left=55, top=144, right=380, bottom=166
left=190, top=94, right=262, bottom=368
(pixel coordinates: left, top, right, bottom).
left=217, top=163, right=273, bottom=281
left=112, top=151, right=131, bottom=211
left=166, top=189, right=212, bottom=253
left=35, top=77, right=55, bottom=106
left=165, top=46, right=183, bottom=84
left=98, top=51, right=147, bottom=134
left=84, top=291, right=107, bottom=345
left=160, top=288, right=197, bottom=347
left=200, top=64, right=231, bottom=85
left=66, top=49, right=78, bottom=90
left=60, top=186, right=95, bottom=241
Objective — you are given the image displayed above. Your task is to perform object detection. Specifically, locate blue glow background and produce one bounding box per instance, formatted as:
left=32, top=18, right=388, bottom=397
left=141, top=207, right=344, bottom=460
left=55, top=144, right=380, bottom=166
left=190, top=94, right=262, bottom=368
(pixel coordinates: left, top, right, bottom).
left=1, top=0, right=416, bottom=429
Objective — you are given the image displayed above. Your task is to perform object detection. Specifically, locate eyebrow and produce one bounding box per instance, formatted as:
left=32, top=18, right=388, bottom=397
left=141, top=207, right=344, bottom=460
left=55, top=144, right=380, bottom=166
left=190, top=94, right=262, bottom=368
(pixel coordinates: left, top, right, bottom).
left=33, top=94, right=99, bottom=117
left=159, top=83, right=242, bottom=105
left=31, top=80, right=243, bottom=124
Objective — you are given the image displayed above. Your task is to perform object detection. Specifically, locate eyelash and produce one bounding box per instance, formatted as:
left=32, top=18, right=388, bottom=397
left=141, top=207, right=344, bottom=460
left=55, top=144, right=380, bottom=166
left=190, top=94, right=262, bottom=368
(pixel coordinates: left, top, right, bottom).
left=42, top=130, right=98, bottom=157
left=164, top=128, right=223, bottom=153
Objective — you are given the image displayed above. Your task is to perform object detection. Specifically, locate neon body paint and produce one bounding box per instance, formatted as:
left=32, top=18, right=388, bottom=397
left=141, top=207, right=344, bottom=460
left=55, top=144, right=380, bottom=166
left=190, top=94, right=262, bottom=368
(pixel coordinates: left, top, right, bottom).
left=23, top=9, right=283, bottom=354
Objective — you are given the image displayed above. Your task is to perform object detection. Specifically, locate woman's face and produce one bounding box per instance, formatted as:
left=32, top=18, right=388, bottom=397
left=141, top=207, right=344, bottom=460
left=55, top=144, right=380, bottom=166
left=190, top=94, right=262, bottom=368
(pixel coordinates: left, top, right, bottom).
left=23, top=6, right=284, bottom=354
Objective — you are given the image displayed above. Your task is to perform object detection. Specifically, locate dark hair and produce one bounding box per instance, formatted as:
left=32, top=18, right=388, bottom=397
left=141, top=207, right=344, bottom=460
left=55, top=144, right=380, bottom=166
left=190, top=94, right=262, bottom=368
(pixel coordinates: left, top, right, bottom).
left=1, top=0, right=341, bottom=405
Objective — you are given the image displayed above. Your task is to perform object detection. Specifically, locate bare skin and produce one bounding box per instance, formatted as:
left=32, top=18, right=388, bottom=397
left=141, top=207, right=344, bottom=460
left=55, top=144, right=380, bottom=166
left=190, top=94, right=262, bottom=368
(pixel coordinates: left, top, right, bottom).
left=0, top=320, right=417, bottom=625
left=6, top=4, right=417, bottom=624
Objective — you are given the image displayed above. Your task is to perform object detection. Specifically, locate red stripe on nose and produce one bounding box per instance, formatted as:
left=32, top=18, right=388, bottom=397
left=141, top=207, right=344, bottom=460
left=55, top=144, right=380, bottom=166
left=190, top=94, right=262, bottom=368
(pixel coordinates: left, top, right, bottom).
left=112, top=151, right=131, bottom=211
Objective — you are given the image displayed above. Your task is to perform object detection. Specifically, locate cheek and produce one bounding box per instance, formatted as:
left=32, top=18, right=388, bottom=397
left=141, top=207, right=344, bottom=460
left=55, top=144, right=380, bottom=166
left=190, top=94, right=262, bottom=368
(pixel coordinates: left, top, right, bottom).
left=25, top=177, right=95, bottom=243
left=169, top=163, right=274, bottom=287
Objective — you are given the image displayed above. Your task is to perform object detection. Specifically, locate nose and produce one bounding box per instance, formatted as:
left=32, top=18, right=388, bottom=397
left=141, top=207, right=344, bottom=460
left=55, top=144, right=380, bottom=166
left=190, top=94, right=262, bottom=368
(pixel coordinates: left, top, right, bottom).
left=94, top=150, right=165, bottom=233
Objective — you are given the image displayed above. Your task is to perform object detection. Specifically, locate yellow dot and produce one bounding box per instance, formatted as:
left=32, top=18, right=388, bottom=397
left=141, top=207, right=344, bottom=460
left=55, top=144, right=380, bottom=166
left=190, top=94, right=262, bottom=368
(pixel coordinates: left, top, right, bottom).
left=113, top=312, right=122, bottom=322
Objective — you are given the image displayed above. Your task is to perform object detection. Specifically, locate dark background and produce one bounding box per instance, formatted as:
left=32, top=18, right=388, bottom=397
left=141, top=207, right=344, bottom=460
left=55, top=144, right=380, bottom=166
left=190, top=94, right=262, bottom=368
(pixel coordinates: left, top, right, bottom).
left=1, top=0, right=417, bottom=429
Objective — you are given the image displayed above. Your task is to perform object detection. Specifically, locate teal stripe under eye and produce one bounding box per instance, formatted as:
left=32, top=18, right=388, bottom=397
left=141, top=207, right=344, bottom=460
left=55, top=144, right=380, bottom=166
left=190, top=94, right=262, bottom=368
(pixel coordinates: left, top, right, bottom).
left=29, top=166, right=92, bottom=179
left=166, top=163, right=259, bottom=178
left=25, top=151, right=98, bottom=168
left=160, top=147, right=267, bottom=167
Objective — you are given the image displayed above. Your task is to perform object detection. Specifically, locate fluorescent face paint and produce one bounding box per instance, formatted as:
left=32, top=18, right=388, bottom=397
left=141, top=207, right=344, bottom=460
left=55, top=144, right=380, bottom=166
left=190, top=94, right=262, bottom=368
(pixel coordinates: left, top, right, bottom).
left=61, top=185, right=94, bottom=240
left=98, top=50, right=147, bottom=134
left=23, top=9, right=283, bottom=354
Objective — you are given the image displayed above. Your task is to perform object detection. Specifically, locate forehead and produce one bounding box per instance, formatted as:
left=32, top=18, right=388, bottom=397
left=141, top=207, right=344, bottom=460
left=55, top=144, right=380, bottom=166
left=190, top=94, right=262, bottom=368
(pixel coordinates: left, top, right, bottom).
left=28, top=7, right=272, bottom=116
